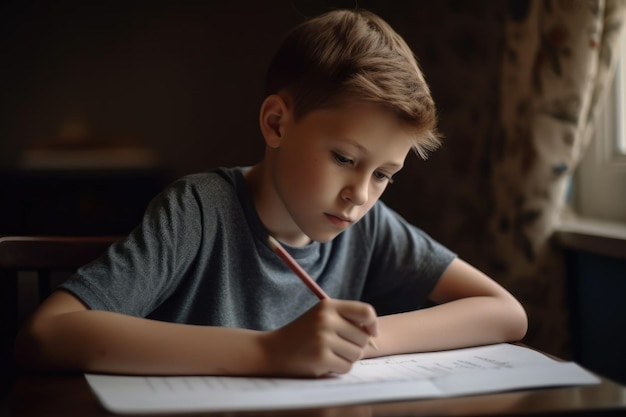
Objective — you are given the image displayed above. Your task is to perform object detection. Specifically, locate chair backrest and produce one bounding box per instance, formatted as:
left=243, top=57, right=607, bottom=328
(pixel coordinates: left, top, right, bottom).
left=0, top=235, right=121, bottom=301
left=0, top=235, right=122, bottom=397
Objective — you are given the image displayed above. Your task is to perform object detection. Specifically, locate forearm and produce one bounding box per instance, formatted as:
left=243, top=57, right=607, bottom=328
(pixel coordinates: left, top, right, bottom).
left=16, top=310, right=268, bottom=375
left=16, top=291, right=380, bottom=377
left=367, top=296, right=527, bottom=358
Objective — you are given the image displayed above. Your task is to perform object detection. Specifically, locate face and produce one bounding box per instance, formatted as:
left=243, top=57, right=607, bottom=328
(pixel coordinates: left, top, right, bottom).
left=263, top=101, right=414, bottom=246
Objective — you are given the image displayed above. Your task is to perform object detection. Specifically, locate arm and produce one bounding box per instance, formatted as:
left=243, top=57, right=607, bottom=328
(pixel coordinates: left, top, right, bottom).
left=364, top=258, right=527, bottom=358
left=15, top=290, right=377, bottom=377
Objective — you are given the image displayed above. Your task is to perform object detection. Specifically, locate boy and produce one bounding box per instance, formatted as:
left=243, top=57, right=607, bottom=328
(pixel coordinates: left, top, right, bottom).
left=15, top=9, right=527, bottom=377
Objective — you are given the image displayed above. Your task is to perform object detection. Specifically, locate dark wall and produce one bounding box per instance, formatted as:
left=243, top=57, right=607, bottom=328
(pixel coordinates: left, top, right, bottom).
left=2, top=1, right=292, bottom=174
left=1, top=1, right=466, bottom=236
left=2, top=1, right=442, bottom=176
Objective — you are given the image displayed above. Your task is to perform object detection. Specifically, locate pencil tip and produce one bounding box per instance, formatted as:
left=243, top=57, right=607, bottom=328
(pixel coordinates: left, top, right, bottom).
left=368, top=338, right=379, bottom=350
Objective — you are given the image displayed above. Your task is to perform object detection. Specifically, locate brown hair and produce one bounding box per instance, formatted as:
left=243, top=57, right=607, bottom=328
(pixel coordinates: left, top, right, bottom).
left=264, top=9, right=441, bottom=158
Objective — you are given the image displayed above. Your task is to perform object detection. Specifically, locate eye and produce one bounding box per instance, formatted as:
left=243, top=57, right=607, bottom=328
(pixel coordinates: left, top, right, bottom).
left=373, top=171, right=394, bottom=184
left=332, top=151, right=353, bottom=166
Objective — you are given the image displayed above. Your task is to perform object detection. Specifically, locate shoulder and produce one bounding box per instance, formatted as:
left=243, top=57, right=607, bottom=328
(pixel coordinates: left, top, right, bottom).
left=137, top=168, right=246, bottom=235
left=157, top=168, right=241, bottom=208
left=170, top=168, right=236, bottom=195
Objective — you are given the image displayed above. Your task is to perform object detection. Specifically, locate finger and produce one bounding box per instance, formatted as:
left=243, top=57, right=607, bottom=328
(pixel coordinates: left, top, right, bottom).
left=334, top=300, right=379, bottom=337
left=335, top=319, right=372, bottom=349
left=306, top=341, right=355, bottom=376
left=330, top=334, right=366, bottom=364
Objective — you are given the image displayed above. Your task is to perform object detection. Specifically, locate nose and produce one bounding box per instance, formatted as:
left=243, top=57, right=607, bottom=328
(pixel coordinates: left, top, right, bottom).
left=341, top=175, right=368, bottom=206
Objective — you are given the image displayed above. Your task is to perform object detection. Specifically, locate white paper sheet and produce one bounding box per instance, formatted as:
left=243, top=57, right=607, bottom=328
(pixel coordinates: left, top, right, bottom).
left=85, top=343, right=599, bottom=414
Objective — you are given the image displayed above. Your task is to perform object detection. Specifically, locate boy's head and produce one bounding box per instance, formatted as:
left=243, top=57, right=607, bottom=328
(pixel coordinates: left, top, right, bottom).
left=264, top=9, right=440, bottom=158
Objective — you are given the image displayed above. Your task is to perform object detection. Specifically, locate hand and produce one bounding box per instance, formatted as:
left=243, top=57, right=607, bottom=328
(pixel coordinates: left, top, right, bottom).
left=260, top=299, right=378, bottom=377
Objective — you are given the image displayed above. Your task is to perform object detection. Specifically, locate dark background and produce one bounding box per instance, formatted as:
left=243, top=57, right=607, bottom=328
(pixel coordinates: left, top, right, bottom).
left=0, top=0, right=468, bottom=237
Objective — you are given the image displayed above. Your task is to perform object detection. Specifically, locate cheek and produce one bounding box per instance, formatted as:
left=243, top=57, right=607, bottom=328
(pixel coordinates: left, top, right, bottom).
left=280, top=152, right=329, bottom=199
left=296, top=151, right=332, bottom=184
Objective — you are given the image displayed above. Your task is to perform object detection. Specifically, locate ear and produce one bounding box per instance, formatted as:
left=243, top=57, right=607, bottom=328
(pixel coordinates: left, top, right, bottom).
left=259, top=94, right=290, bottom=148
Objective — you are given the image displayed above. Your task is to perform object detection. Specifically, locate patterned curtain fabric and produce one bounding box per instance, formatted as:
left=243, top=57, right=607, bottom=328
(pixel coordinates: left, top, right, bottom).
left=449, top=0, right=626, bottom=356
left=376, top=0, right=624, bottom=357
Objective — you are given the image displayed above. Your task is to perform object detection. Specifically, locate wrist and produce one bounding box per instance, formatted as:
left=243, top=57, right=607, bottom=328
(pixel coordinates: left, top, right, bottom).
left=254, top=329, right=282, bottom=376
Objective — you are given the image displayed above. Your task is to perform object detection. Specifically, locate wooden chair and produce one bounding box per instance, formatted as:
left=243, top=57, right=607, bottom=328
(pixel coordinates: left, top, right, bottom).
left=0, top=235, right=122, bottom=398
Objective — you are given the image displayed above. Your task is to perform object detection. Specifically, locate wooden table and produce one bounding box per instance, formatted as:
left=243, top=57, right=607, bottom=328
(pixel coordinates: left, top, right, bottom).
left=3, top=372, right=626, bottom=416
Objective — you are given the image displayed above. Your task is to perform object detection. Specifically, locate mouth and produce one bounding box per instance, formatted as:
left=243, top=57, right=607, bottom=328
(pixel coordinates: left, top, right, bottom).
left=324, top=213, right=353, bottom=228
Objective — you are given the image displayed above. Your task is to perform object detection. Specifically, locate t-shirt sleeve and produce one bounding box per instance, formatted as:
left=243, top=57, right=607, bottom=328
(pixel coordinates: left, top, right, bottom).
left=359, top=201, right=457, bottom=316
left=59, top=177, right=205, bottom=317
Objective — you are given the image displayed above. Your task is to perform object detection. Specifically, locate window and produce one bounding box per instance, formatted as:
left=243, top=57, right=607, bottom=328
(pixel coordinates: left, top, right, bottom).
left=571, top=54, right=626, bottom=224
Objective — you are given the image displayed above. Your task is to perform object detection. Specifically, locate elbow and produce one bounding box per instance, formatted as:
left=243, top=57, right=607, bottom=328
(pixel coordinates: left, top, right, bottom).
left=14, top=316, right=51, bottom=371
left=14, top=291, right=93, bottom=372
left=14, top=319, right=42, bottom=370
left=506, top=301, right=528, bottom=342
left=13, top=315, right=71, bottom=372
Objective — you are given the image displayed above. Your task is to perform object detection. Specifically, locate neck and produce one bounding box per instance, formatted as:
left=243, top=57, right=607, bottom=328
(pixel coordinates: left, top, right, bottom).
left=243, top=162, right=311, bottom=247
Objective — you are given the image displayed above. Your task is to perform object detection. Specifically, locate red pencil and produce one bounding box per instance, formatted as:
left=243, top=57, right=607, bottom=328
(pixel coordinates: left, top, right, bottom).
left=268, top=235, right=378, bottom=350
left=268, top=235, right=328, bottom=300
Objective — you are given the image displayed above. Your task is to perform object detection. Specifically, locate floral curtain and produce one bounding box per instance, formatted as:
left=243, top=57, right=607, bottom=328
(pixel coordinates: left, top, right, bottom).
left=369, top=0, right=624, bottom=357
left=444, top=0, right=626, bottom=357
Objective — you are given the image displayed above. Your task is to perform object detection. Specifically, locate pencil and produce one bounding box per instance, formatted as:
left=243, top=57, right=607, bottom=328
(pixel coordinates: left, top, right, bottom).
left=268, top=235, right=378, bottom=350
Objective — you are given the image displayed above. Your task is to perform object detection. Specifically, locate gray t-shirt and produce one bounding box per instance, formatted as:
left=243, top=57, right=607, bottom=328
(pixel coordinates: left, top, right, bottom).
left=60, top=167, right=456, bottom=330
